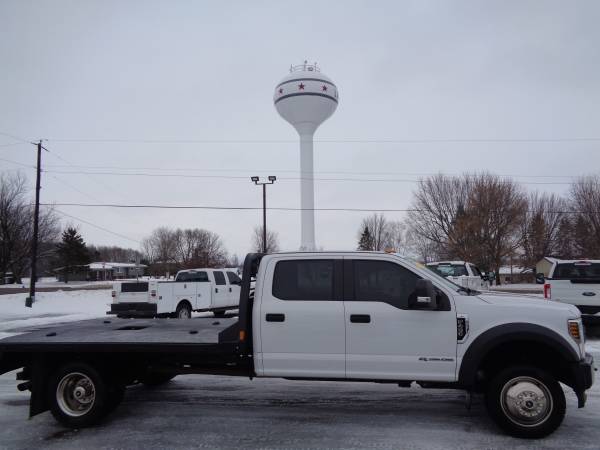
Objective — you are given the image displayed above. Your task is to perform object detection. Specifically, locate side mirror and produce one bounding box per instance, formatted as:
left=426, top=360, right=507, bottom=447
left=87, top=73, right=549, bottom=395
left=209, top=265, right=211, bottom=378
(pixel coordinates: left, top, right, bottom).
left=535, top=273, right=545, bottom=284
left=409, top=279, right=438, bottom=310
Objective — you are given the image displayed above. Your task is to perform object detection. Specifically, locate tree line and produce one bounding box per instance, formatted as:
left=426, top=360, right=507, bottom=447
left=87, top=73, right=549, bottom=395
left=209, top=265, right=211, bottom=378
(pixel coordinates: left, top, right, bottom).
left=356, top=173, right=600, bottom=282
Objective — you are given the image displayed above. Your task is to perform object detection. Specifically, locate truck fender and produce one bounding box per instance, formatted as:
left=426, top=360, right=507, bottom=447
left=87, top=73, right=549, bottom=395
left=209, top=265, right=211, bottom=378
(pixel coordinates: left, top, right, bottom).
left=458, top=322, right=579, bottom=387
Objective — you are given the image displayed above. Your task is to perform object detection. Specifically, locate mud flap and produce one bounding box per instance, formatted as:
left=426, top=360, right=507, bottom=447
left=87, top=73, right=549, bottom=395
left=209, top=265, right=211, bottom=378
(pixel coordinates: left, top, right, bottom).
left=29, top=356, right=50, bottom=418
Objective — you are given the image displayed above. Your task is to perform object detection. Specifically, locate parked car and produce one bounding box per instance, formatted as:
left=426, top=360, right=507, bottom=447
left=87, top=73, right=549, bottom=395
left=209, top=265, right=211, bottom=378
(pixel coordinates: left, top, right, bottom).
left=544, top=259, right=600, bottom=324
left=427, top=261, right=490, bottom=290
left=108, top=268, right=242, bottom=318
left=0, top=252, right=594, bottom=438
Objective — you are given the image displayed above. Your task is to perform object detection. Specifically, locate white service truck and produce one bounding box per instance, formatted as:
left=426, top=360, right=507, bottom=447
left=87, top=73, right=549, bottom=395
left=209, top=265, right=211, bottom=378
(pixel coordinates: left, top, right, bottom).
left=544, top=259, right=600, bottom=324
left=109, top=268, right=242, bottom=318
left=427, top=261, right=490, bottom=291
left=0, top=252, right=594, bottom=438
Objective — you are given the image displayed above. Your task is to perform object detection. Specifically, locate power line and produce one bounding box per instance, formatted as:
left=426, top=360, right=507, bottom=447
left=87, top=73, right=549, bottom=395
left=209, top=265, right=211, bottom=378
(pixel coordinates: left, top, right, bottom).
left=43, top=202, right=599, bottom=214
left=0, top=142, right=29, bottom=148
left=43, top=137, right=600, bottom=144
left=53, top=209, right=141, bottom=244
left=0, top=156, right=36, bottom=169
left=40, top=163, right=597, bottom=179
left=43, top=169, right=576, bottom=185
left=0, top=131, right=32, bottom=144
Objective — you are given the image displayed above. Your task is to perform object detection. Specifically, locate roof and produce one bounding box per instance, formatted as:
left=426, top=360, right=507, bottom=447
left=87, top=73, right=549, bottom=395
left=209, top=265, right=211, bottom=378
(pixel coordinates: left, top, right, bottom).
left=426, top=261, right=467, bottom=266
left=89, top=262, right=147, bottom=270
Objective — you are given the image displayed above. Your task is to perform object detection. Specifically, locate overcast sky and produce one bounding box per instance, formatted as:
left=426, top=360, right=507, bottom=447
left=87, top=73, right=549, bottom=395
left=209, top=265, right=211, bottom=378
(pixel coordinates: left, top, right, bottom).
left=1, top=0, right=599, bottom=259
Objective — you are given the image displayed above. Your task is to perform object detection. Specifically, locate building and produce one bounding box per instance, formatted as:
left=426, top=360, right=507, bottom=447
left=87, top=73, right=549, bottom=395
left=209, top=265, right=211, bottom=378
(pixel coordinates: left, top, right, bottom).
left=55, top=262, right=146, bottom=282
left=536, top=257, right=558, bottom=278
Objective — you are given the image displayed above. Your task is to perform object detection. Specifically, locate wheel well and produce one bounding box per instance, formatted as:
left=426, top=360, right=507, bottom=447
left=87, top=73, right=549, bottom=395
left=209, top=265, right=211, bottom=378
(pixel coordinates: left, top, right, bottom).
left=176, top=300, right=192, bottom=311
left=474, top=340, right=573, bottom=390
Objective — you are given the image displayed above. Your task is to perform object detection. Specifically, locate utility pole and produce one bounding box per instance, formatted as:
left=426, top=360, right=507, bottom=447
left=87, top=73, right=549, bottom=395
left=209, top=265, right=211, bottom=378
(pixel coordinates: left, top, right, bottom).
left=25, top=140, right=43, bottom=308
left=251, top=176, right=276, bottom=253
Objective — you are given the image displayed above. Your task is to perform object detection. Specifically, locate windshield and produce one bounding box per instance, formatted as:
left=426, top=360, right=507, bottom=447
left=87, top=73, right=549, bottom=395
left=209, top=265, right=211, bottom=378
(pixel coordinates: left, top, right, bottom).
left=429, top=264, right=468, bottom=277
left=553, top=263, right=600, bottom=280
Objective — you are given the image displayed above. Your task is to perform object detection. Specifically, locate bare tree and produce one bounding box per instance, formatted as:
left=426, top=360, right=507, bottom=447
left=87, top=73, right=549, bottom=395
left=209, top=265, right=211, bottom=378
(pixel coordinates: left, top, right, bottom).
left=406, top=173, right=526, bottom=281
left=252, top=226, right=280, bottom=253
left=88, top=245, right=143, bottom=263
left=0, top=172, right=59, bottom=282
left=174, top=228, right=227, bottom=268
left=384, top=220, right=407, bottom=254
left=141, top=227, right=178, bottom=265
left=359, top=213, right=390, bottom=251
left=520, top=192, right=568, bottom=270
left=570, top=175, right=600, bottom=258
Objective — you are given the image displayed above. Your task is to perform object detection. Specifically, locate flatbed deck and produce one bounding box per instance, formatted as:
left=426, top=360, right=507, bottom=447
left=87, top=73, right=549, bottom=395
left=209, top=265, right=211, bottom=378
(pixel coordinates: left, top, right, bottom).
left=0, top=317, right=239, bottom=353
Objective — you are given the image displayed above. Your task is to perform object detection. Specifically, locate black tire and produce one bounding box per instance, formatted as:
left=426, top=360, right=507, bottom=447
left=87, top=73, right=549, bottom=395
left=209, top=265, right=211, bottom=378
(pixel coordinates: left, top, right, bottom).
left=48, top=362, right=110, bottom=428
left=141, top=373, right=176, bottom=386
left=174, top=302, right=192, bottom=319
left=485, top=365, right=565, bottom=439
left=213, top=310, right=226, bottom=318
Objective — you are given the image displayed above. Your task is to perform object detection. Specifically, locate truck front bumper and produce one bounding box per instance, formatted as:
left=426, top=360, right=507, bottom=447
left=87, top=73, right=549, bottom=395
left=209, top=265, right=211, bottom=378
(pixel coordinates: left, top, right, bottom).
left=571, top=353, right=595, bottom=408
left=107, top=302, right=158, bottom=318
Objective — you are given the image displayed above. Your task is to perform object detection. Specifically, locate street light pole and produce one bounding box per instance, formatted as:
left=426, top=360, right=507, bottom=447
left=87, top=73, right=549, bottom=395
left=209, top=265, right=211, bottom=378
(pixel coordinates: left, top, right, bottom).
left=251, top=176, right=276, bottom=253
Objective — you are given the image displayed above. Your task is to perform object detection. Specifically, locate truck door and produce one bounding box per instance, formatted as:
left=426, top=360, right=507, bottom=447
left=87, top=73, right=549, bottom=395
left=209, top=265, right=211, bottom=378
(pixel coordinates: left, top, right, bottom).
left=191, top=271, right=211, bottom=310
left=174, top=272, right=197, bottom=310
left=344, top=257, right=457, bottom=382
left=211, top=270, right=229, bottom=309
left=258, top=257, right=345, bottom=378
left=225, top=271, right=242, bottom=308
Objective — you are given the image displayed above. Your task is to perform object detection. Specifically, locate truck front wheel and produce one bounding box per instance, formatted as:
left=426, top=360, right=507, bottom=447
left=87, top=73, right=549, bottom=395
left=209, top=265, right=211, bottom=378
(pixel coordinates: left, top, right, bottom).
left=48, top=362, right=110, bottom=428
left=485, top=365, right=565, bottom=438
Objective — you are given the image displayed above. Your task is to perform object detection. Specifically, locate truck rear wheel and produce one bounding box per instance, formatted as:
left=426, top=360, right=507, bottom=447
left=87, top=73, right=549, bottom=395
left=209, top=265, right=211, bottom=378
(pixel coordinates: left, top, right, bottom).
left=213, top=310, right=226, bottom=318
left=485, top=365, right=565, bottom=438
left=48, top=362, right=110, bottom=428
left=174, top=302, right=192, bottom=319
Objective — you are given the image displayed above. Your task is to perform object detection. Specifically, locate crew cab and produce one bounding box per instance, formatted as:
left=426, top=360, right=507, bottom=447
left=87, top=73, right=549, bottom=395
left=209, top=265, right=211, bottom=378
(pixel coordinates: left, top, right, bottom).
left=0, top=252, right=594, bottom=438
left=544, top=259, right=600, bottom=323
left=108, top=268, right=242, bottom=318
left=427, top=260, right=490, bottom=290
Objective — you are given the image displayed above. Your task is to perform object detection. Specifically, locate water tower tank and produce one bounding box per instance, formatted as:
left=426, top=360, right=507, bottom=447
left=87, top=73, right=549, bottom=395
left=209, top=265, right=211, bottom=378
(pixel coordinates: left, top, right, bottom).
left=273, top=62, right=339, bottom=251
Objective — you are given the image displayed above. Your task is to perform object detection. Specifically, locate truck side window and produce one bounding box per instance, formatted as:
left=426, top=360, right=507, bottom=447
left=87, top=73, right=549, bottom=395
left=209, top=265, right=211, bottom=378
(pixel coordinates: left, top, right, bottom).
left=213, top=271, right=226, bottom=285
left=273, top=260, right=334, bottom=300
left=191, top=271, right=209, bottom=282
left=354, top=260, right=419, bottom=309
left=226, top=271, right=241, bottom=285
left=176, top=272, right=189, bottom=282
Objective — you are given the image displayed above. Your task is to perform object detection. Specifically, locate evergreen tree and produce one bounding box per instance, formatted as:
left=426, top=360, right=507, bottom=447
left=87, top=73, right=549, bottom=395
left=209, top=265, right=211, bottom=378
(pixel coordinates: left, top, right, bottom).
left=56, top=227, right=90, bottom=283
left=357, top=225, right=375, bottom=250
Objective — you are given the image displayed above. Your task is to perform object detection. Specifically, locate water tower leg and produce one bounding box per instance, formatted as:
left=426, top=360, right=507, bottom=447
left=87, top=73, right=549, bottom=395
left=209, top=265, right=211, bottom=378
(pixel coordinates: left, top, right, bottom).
left=299, top=134, right=316, bottom=251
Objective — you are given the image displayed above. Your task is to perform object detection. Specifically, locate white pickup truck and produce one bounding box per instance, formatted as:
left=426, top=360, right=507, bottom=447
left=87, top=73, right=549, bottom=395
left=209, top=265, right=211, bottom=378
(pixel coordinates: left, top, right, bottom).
left=0, top=252, right=594, bottom=438
left=427, top=261, right=490, bottom=291
left=108, top=268, right=242, bottom=318
left=544, top=259, right=600, bottom=323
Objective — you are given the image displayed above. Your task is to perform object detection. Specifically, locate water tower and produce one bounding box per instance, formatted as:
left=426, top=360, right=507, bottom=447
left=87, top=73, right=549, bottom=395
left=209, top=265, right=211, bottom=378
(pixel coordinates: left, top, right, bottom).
left=274, top=61, right=339, bottom=251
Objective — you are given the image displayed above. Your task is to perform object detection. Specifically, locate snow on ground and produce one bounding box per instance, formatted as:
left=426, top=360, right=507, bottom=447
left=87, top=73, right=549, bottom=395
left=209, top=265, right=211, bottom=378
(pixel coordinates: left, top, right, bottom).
left=0, top=290, right=111, bottom=339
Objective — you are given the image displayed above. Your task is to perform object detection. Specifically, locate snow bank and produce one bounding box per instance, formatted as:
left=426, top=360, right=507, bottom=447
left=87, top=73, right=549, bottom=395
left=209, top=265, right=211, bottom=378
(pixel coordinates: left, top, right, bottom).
left=0, top=289, right=111, bottom=338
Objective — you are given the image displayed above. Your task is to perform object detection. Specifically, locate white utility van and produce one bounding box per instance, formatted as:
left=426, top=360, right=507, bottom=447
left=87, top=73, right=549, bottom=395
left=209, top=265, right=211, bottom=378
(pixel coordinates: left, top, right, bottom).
left=108, top=268, right=242, bottom=318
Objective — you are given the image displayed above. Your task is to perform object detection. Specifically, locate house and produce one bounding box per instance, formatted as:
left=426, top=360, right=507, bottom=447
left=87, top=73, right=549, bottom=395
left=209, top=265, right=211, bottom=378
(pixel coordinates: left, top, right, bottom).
left=55, top=262, right=147, bottom=282
left=497, top=266, right=534, bottom=284
left=536, top=257, right=558, bottom=278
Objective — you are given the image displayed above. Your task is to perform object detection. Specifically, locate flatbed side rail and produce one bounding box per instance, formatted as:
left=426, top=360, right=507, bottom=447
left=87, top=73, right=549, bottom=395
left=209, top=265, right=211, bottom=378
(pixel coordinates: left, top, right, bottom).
left=219, top=253, right=263, bottom=361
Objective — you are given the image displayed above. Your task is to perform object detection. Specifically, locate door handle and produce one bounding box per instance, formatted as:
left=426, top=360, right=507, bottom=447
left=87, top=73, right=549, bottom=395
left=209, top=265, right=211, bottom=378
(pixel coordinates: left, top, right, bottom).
left=350, top=314, right=371, bottom=323
left=229, top=287, right=232, bottom=292
left=266, top=313, right=285, bottom=322
left=215, top=288, right=218, bottom=293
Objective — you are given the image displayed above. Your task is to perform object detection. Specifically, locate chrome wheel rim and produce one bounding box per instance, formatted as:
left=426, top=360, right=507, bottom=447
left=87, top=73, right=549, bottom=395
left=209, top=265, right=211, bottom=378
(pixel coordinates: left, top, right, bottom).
left=178, top=308, right=190, bottom=319
left=56, top=372, right=96, bottom=417
left=500, top=376, right=553, bottom=427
